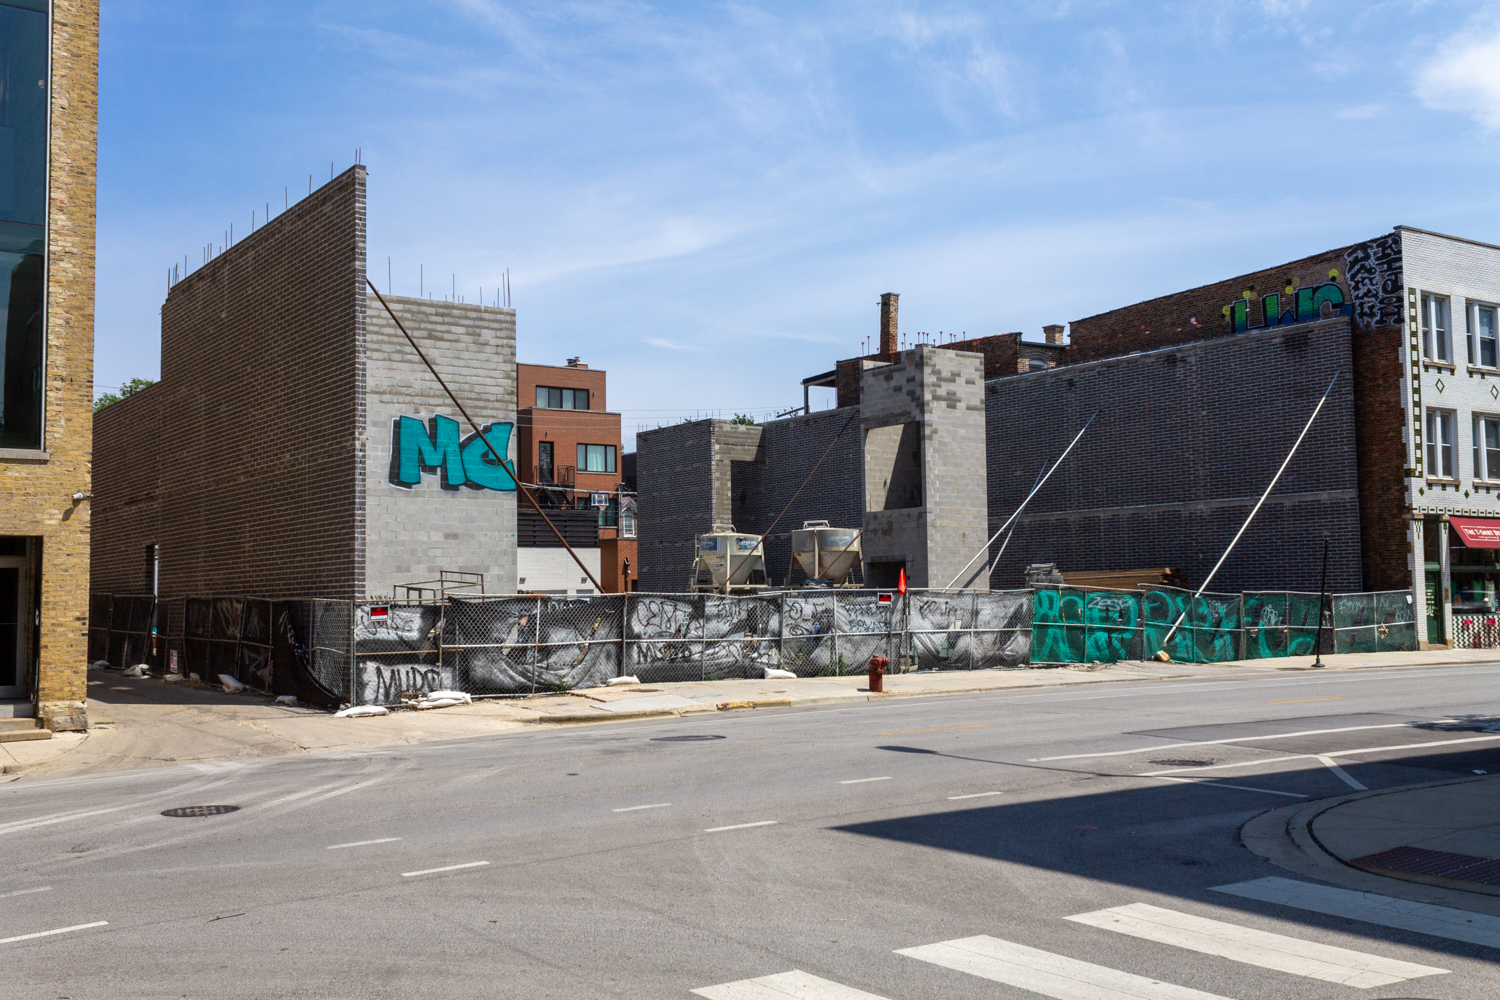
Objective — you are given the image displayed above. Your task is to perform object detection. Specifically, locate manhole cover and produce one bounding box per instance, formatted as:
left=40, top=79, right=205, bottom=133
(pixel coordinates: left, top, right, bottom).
left=1149, top=759, right=1215, bottom=768
left=161, top=805, right=241, bottom=818
left=650, top=735, right=726, bottom=742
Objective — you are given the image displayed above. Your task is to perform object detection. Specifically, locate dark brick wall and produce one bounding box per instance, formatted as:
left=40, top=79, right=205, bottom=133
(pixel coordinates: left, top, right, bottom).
left=90, top=384, right=163, bottom=592
left=635, top=419, right=715, bottom=591
left=90, top=166, right=367, bottom=599
left=733, top=407, right=863, bottom=585
left=984, top=317, right=1363, bottom=593
left=1069, top=244, right=1363, bottom=364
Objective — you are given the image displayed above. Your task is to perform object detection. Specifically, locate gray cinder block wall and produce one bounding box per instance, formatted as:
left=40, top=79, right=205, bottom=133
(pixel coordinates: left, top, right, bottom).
left=732, top=407, right=863, bottom=585
left=364, top=295, right=517, bottom=598
left=860, top=346, right=989, bottom=589
left=984, top=317, right=1361, bottom=593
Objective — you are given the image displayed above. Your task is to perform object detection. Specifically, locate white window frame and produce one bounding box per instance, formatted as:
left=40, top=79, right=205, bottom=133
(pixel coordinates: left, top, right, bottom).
left=1427, top=407, right=1456, bottom=479
left=1477, top=413, right=1500, bottom=482
left=1472, top=301, right=1500, bottom=370
left=1423, top=293, right=1452, bottom=363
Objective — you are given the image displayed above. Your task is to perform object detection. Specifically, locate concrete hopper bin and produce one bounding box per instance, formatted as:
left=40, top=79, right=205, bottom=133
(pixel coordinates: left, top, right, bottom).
left=792, top=520, right=862, bottom=586
left=690, top=529, right=766, bottom=592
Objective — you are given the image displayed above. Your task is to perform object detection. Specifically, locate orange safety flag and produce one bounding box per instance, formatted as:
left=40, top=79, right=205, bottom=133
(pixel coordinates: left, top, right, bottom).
left=897, top=567, right=907, bottom=595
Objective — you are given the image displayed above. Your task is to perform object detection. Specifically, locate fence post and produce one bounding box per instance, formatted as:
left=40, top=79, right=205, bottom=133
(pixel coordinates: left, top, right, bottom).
left=832, top=592, right=841, bottom=676
left=778, top=591, right=786, bottom=670
left=620, top=594, right=628, bottom=679
left=531, top=596, right=541, bottom=694
left=348, top=600, right=358, bottom=706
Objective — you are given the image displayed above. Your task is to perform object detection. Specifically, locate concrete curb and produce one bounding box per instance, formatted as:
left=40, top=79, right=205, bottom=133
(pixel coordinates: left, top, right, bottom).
left=1239, top=776, right=1500, bottom=916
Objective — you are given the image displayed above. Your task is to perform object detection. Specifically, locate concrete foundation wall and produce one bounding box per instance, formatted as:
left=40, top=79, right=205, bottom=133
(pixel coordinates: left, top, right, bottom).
left=984, top=318, right=1362, bottom=593
left=364, top=295, right=517, bottom=598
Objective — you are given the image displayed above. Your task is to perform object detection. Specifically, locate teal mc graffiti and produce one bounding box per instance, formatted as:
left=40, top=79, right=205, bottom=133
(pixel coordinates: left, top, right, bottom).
left=391, top=414, right=517, bottom=491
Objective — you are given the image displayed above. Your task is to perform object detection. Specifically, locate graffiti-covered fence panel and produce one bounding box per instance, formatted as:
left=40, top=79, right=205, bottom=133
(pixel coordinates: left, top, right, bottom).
left=1031, top=586, right=1416, bottom=663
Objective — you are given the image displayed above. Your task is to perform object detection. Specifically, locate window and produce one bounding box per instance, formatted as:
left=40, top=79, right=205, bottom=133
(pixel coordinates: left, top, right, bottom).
left=1477, top=416, right=1500, bottom=481
left=535, top=386, right=588, bottom=410
left=1026, top=359, right=1049, bottom=373
left=537, top=441, right=554, bottom=483
left=576, top=443, right=616, bottom=474
left=0, top=5, right=48, bottom=450
left=1427, top=408, right=1456, bottom=478
left=1423, top=294, right=1451, bottom=362
left=1474, top=303, right=1499, bottom=369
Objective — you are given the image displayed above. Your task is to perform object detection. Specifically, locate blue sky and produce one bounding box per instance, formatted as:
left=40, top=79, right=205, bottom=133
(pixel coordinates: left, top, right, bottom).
left=97, top=1, right=1500, bottom=445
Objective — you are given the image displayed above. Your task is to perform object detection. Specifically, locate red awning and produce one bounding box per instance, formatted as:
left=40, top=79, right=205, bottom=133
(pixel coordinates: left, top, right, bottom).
left=1450, top=516, right=1500, bottom=548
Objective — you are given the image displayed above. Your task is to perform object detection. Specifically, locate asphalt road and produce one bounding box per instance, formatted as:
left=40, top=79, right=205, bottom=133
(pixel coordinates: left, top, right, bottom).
left=8, top=663, right=1500, bottom=999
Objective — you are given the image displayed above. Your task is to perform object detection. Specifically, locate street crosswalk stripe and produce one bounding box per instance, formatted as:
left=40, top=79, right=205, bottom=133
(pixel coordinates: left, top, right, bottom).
left=1066, top=902, right=1447, bottom=988
left=692, top=969, right=891, bottom=999
left=897, top=934, right=1237, bottom=999
left=1213, top=876, right=1500, bottom=950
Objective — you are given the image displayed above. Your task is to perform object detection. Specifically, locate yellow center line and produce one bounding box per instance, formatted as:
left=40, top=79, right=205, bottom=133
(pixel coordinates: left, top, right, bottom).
left=878, top=724, right=988, bottom=736
left=1266, top=697, right=1343, bottom=705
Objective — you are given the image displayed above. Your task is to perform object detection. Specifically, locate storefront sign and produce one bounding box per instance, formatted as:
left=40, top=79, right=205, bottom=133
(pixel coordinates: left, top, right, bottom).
left=1450, top=516, right=1500, bottom=548
left=389, top=415, right=516, bottom=492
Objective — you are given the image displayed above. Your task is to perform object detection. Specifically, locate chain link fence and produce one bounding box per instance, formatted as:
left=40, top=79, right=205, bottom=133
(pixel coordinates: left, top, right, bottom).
left=88, top=583, right=1416, bottom=705
left=1032, top=586, right=1416, bottom=664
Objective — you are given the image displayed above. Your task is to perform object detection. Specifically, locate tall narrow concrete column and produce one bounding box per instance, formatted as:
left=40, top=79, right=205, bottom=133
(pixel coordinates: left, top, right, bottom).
left=860, top=345, right=988, bottom=590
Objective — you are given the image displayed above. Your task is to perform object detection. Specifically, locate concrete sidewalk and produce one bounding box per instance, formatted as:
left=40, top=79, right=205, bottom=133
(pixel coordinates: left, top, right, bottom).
left=3, top=647, right=1489, bottom=782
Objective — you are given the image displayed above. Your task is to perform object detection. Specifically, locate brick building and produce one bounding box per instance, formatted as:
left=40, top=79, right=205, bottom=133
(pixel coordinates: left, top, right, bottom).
left=0, top=0, right=97, bottom=732
left=515, top=359, right=634, bottom=594
left=91, top=166, right=519, bottom=604
left=636, top=227, right=1500, bottom=647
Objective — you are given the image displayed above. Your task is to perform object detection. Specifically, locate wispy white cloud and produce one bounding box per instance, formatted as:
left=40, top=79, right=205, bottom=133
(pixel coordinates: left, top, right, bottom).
left=1336, top=103, right=1383, bottom=120
left=1416, top=25, right=1500, bottom=129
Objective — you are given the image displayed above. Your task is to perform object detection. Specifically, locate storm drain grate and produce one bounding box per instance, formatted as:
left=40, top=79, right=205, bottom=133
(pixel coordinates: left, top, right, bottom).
left=161, top=805, right=241, bottom=818
left=650, top=735, right=726, bottom=742
left=1148, top=759, right=1215, bottom=768
left=1352, top=845, right=1500, bottom=886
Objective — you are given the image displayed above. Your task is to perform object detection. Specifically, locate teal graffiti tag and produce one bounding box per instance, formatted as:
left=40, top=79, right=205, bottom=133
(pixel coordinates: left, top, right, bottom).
left=392, top=415, right=516, bottom=491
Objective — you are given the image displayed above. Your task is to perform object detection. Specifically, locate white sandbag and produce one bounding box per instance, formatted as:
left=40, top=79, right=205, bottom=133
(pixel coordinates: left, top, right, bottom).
left=607, top=676, right=641, bottom=686
left=415, top=697, right=465, bottom=710
left=163, top=674, right=183, bottom=683
left=219, top=674, right=247, bottom=693
left=90, top=660, right=111, bottom=670
left=423, top=690, right=472, bottom=704
left=123, top=664, right=150, bottom=678
left=764, top=667, right=797, bottom=679
left=274, top=695, right=299, bottom=707
left=189, top=673, right=201, bottom=682
left=334, top=705, right=389, bottom=718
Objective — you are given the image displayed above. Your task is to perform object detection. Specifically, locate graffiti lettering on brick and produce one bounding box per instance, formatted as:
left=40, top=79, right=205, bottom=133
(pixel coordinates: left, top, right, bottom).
left=1223, top=271, right=1354, bottom=334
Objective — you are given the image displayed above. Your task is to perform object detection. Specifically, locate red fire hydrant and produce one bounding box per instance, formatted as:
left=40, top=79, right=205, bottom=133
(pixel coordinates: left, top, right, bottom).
left=868, top=656, right=888, bottom=693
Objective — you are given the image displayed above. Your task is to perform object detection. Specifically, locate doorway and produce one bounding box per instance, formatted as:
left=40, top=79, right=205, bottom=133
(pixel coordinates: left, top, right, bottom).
left=0, top=555, right=30, bottom=700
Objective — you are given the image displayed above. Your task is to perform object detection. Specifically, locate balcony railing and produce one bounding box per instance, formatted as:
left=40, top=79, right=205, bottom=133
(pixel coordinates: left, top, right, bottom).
left=535, top=464, right=575, bottom=487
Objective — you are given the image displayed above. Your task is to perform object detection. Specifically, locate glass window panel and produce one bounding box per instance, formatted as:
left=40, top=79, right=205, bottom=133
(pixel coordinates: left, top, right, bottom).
left=535, top=386, right=547, bottom=407
left=1482, top=307, right=1498, bottom=368
left=576, top=443, right=585, bottom=469
left=0, top=7, right=47, bottom=228
left=1486, top=418, right=1500, bottom=480
left=0, top=248, right=41, bottom=448
left=606, top=445, right=616, bottom=473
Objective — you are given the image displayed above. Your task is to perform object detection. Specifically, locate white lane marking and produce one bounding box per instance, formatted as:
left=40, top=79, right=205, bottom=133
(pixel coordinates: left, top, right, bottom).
left=613, top=803, right=672, bottom=812
left=1314, top=755, right=1367, bottom=790
left=0, top=886, right=51, bottom=899
left=692, top=969, right=892, bottom=999
left=704, top=821, right=778, bottom=833
left=948, top=791, right=1004, bottom=800
left=326, top=837, right=402, bottom=850
left=898, top=934, right=1235, bottom=999
left=257, top=782, right=347, bottom=809
left=1213, top=876, right=1500, bottom=950
left=305, top=777, right=387, bottom=804
left=401, top=861, right=489, bottom=877
left=1031, top=723, right=1416, bottom=761
left=0, top=805, right=129, bottom=837
left=0, top=920, right=108, bottom=945
left=1143, top=734, right=1500, bottom=775
left=1148, top=776, right=1308, bottom=798
left=839, top=777, right=892, bottom=785
left=1066, top=902, right=1448, bottom=988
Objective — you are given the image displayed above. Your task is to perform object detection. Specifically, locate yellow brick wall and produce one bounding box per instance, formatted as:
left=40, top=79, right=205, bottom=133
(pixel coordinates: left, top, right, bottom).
left=0, top=0, right=98, bottom=727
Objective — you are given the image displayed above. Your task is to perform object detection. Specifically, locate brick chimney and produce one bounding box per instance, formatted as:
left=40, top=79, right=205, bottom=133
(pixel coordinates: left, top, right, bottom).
left=879, top=293, right=898, bottom=356
left=1043, top=324, right=1065, bottom=345
left=566, top=357, right=588, bottom=369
